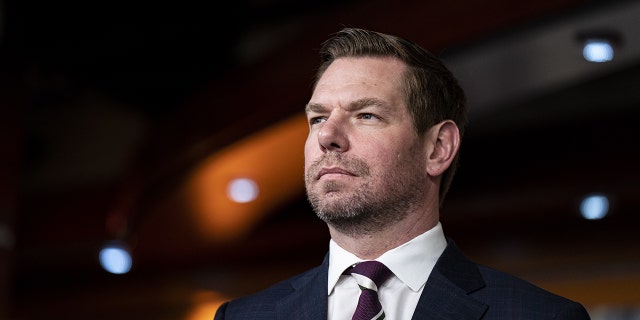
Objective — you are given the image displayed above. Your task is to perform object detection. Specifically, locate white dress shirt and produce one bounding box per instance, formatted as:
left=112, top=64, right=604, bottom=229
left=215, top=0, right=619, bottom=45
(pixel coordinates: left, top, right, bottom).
left=326, top=222, right=447, bottom=320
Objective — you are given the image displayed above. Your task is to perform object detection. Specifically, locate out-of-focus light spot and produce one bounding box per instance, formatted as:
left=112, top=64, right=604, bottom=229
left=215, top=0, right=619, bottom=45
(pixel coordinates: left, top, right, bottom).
left=227, top=178, right=259, bottom=203
left=583, top=39, right=614, bottom=62
left=186, top=113, right=307, bottom=242
left=99, top=241, right=132, bottom=274
left=580, top=193, right=609, bottom=220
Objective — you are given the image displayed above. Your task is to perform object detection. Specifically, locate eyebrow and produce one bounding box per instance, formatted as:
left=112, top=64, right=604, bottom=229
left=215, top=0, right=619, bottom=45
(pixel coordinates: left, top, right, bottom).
left=305, top=97, right=391, bottom=114
left=305, top=103, right=325, bottom=114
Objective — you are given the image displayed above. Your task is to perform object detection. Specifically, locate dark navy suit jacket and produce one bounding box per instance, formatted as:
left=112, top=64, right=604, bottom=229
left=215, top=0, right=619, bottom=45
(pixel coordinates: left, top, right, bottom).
left=214, top=239, right=591, bottom=319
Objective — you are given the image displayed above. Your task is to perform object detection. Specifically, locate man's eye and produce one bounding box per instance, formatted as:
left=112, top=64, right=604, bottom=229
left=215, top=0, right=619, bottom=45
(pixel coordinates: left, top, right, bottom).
left=360, top=113, right=378, bottom=120
left=310, top=117, right=326, bottom=125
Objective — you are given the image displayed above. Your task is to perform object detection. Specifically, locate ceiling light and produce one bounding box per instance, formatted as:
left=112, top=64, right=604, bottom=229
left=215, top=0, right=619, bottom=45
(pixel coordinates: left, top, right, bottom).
left=579, top=193, right=609, bottom=220
left=227, top=178, right=259, bottom=203
left=99, top=240, right=133, bottom=274
left=576, top=30, right=622, bottom=63
left=582, top=39, right=614, bottom=62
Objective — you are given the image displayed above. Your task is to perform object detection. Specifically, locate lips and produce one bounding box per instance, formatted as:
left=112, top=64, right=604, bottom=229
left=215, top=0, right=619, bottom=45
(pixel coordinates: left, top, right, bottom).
left=317, top=167, right=355, bottom=180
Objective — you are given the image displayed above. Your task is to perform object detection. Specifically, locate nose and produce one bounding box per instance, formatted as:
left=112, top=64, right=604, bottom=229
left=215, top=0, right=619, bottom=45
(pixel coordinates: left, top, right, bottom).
left=317, top=117, right=349, bottom=153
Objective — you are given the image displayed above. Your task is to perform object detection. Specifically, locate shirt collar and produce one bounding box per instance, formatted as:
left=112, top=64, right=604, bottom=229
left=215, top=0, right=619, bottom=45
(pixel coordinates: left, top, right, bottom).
left=327, top=222, right=447, bottom=294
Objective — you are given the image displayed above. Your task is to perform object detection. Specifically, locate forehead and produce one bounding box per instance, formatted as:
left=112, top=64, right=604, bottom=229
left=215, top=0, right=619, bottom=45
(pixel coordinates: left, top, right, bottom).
left=311, top=56, right=407, bottom=106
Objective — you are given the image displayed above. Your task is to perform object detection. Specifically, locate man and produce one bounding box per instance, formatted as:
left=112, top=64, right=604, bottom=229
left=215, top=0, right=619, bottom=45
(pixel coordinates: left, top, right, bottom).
left=214, top=27, right=591, bottom=319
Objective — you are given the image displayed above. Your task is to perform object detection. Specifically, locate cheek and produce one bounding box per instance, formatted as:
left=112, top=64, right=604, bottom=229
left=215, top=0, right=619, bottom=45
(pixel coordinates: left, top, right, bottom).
left=385, top=142, right=423, bottom=168
left=303, top=138, right=317, bottom=168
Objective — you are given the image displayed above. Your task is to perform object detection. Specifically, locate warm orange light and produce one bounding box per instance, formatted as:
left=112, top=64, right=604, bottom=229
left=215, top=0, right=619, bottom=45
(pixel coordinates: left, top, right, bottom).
left=184, top=112, right=308, bottom=242
left=184, top=290, right=229, bottom=320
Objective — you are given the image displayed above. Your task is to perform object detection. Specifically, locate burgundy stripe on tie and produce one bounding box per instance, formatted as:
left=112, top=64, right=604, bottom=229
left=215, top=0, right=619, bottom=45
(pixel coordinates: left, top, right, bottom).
left=346, top=261, right=392, bottom=320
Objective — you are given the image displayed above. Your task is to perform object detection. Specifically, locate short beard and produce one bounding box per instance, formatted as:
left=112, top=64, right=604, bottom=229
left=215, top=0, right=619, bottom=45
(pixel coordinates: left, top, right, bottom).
left=305, top=152, right=426, bottom=237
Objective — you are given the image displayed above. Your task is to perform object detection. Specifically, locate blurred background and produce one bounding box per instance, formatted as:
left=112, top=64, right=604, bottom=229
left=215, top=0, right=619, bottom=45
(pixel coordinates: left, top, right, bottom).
left=1, top=0, right=640, bottom=319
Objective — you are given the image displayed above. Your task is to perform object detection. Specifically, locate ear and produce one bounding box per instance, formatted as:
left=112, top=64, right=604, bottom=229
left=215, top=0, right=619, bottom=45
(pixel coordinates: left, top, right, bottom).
left=425, top=120, right=460, bottom=177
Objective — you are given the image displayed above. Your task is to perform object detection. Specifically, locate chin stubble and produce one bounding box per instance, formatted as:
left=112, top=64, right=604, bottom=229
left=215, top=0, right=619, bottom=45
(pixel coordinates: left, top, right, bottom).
left=305, top=152, right=426, bottom=237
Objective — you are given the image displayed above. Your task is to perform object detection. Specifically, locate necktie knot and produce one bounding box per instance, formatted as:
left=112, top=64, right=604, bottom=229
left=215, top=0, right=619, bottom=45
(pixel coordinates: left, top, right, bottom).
left=349, top=260, right=392, bottom=288
left=347, top=261, right=392, bottom=320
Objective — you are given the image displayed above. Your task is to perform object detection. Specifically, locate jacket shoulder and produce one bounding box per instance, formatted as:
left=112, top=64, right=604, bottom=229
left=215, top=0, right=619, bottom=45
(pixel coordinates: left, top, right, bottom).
left=474, top=264, right=591, bottom=318
left=214, top=264, right=325, bottom=319
left=435, top=239, right=591, bottom=319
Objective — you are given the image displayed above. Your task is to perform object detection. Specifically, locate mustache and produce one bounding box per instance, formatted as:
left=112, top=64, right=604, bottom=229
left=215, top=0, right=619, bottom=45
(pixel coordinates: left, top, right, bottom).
left=306, top=153, right=370, bottom=180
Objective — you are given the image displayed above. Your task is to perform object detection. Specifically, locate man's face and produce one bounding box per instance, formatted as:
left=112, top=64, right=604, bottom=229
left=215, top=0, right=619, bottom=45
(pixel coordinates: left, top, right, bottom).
left=304, top=56, right=429, bottom=235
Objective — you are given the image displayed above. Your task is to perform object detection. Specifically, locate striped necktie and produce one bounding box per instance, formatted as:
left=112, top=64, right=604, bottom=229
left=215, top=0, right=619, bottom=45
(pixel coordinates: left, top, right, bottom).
left=347, top=261, right=392, bottom=320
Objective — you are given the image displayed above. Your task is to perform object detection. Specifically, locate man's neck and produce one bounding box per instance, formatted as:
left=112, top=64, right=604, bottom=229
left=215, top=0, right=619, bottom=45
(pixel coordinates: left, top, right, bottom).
left=328, top=211, right=439, bottom=260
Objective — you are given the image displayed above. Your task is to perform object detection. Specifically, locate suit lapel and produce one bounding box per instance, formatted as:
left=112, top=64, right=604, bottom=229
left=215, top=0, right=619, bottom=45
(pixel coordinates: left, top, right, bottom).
left=412, top=239, right=488, bottom=320
left=271, top=241, right=487, bottom=319
left=274, top=254, right=330, bottom=320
